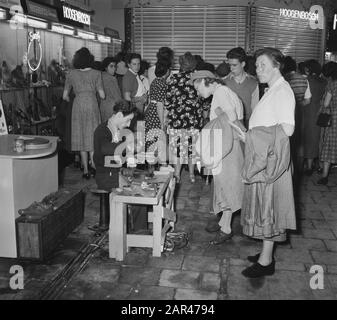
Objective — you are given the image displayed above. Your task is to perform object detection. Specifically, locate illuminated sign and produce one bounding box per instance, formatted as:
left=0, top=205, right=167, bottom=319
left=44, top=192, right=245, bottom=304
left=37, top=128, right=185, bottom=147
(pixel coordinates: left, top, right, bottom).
left=62, top=5, right=90, bottom=25
left=280, top=8, right=318, bottom=21
left=334, top=14, right=337, bottom=30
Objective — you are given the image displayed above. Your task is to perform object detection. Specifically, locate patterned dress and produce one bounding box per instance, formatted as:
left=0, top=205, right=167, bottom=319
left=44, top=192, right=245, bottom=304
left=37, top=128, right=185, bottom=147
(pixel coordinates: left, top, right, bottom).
left=164, top=71, right=204, bottom=162
left=64, top=69, right=103, bottom=151
left=145, top=77, right=167, bottom=152
left=320, top=80, right=337, bottom=163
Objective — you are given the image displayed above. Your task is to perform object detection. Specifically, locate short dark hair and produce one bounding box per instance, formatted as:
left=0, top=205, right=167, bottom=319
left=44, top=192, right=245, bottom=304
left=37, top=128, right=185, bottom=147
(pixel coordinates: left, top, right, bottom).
left=283, top=56, right=297, bottom=74
left=215, top=62, right=230, bottom=78
left=226, top=47, right=247, bottom=63
left=305, top=59, right=321, bottom=76
left=195, top=61, right=215, bottom=72
left=322, top=62, right=337, bottom=79
left=102, top=57, right=117, bottom=71
left=113, top=100, right=135, bottom=116
left=73, top=47, right=94, bottom=69
left=245, top=55, right=257, bottom=76
left=126, top=53, right=141, bottom=65
left=139, top=60, right=150, bottom=75
left=155, top=62, right=169, bottom=77
left=179, top=52, right=197, bottom=72
left=255, top=47, right=285, bottom=71
left=156, top=47, right=174, bottom=66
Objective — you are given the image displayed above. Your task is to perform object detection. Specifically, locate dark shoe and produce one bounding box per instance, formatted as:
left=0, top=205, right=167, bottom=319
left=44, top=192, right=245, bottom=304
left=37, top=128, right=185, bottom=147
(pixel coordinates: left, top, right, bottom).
left=82, top=173, right=90, bottom=180
left=242, top=261, right=275, bottom=278
left=210, top=230, right=233, bottom=245
left=247, top=253, right=260, bottom=263
left=247, top=253, right=275, bottom=263
left=205, top=212, right=222, bottom=233
left=317, top=177, right=328, bottom=185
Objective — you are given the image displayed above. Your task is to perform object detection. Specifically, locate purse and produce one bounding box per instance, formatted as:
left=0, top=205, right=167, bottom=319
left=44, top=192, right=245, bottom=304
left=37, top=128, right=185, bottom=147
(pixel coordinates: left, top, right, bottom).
left=317, top=112, right=332, bottom=127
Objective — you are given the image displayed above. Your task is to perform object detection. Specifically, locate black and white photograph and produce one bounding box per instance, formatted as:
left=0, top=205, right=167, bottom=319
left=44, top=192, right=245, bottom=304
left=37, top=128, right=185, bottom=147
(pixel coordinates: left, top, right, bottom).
left=0, top=0, right=337, bottom=304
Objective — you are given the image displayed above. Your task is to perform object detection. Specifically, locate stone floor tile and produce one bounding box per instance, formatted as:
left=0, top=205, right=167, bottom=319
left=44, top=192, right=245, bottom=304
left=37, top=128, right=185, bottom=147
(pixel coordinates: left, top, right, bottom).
left=275, top=262, right=306, bottom=272
left=182, top=256, right=220, bottom=273
left=267, top=271, right=313, bottom=300
left=175, top=288, right=218, bottom=300
left=275, top=248, right=313, bottom=264
left=128, top=285, right=175, bottom=300
left=327, top=265, right=337, bottom=275
left=119, top=266, right=161, bottom=286
left=75, top=262, right=120, bottom=283
left=14, top=279, right=49, bottom=300
left=311, top=251, right=337, bottom=265
left=324, top=240, right=337, bottom=252
left=159, top=269, right=200, bottom=289
left=312, top=220, right=333, bottom=230
left=301, top=228, right=336, bottom=240
left=201, top=272, right=221, bottom=291
left=290, top=238, right=327, bottom=251
left=147, top=254, right=184, bottom=270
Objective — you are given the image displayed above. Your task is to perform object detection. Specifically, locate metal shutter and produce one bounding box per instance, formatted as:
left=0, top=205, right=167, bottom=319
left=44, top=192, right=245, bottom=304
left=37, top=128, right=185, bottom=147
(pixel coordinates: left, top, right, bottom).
left=133, top=6, right=247, bottom=68
left=205, top=6, right=247, bottom=65
left=133, top=7, right=172, bottom=66
left=250, top=7, right=323, bottom=62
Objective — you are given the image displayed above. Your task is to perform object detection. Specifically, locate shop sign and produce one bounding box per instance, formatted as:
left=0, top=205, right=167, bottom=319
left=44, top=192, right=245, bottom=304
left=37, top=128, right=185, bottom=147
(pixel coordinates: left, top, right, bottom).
left=24, top=0, right=59, bottom=22
left=334, top=14, right=337, bottom=30
left=280, top=8, right=319, bottom=21
left=104, top=27, right=120, bottom=39
left=62, top=5, right=90, bottom=25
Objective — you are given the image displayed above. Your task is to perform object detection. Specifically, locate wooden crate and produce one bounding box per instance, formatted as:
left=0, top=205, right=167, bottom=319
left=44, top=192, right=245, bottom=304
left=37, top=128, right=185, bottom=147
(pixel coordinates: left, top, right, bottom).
left=16, top=189, right=84, bottom=261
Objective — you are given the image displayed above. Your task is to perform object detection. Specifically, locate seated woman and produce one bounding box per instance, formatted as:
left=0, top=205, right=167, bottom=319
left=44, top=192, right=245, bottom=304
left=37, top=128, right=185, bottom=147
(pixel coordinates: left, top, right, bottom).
left=192, top=70, right=244, bottom=245
left=93, top=100, right=148, bottom=232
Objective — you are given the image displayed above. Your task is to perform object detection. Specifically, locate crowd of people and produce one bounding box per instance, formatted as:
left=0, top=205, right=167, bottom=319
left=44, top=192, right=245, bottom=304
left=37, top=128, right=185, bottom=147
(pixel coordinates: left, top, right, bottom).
left=61, top=44, right=337, bottom=278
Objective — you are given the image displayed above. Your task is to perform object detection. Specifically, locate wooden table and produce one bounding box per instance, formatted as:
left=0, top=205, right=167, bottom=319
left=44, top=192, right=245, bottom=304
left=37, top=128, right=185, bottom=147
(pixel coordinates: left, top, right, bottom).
left=0, top=134, right=58, bottom=258
left=109, top=173, right=176, bottom=261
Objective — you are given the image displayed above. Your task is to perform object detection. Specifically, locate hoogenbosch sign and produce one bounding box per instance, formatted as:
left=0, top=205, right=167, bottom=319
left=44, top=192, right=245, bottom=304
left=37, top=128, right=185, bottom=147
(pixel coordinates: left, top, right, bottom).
left=280, top=8, right=318, bottom=21
left=280, top=5, right=324, bottom=29
left=62, top=5, right=90, bottom=25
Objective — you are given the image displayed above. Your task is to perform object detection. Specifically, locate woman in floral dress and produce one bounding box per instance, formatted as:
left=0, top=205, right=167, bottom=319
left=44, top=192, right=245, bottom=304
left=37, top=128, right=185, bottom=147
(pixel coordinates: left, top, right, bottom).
left=145, top=62, right=170, bottom=159
left=164, top=52, right=204, bottom=183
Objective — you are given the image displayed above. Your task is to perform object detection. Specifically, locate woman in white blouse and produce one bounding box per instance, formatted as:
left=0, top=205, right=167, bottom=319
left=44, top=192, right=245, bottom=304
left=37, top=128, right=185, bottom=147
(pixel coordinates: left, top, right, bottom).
left=234, top=48, right=296, bottom=278
left=192, top=70, right=245, bottom=245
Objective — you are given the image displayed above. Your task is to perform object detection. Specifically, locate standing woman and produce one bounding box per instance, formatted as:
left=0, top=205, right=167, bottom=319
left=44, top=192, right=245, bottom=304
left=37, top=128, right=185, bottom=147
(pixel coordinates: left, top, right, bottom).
left=239, top=48, right=296, bottom=278
left=122, top=53, right=148, bottom=116
left=192, top=70, right=244, bottom=244
left=100, top=57, right=122, bottom=122
left=302, top=60, right=327, bottom=175
left=63, top=47, right=105, bottom=179
left=165, top=52, right=203, bottom=183
left=145, top=62, right=170, bottom=153
left=318, top=64, right=337, bottom=185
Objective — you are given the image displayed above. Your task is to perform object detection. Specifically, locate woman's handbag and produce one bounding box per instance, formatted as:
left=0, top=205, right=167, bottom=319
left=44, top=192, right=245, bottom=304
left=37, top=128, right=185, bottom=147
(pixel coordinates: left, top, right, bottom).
left=317, top=112, right=332, bottom=127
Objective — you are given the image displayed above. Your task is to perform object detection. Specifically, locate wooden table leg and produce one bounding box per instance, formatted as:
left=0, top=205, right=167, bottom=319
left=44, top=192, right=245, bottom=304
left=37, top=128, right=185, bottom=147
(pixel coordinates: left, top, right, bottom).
left=153, top=205, right=163, bottom=257
left=109, top=199, right=127, bottom=261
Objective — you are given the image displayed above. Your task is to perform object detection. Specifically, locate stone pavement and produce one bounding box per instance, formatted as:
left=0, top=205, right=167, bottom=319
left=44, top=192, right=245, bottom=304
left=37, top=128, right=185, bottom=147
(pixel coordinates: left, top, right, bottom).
left=1, top=165, right=337, bottom=300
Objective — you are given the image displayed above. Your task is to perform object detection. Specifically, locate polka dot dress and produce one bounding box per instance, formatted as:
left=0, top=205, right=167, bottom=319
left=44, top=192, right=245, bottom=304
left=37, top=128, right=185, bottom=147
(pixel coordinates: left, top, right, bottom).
left=145, top=77, right=167, bottom=151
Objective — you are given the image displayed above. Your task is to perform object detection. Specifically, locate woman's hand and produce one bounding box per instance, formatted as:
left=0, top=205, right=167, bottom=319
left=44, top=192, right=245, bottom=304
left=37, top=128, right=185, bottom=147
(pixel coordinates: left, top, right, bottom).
left=228, top=121, right=246, bottom=142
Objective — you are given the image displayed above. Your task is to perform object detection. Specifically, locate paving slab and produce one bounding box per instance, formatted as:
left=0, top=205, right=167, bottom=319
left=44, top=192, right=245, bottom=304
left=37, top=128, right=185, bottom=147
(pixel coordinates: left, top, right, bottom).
left=175, top=288, right=218, bottom=300
left=182, top=256, right=220, bottom=273
left=159, top=269, right=200, bottom=289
